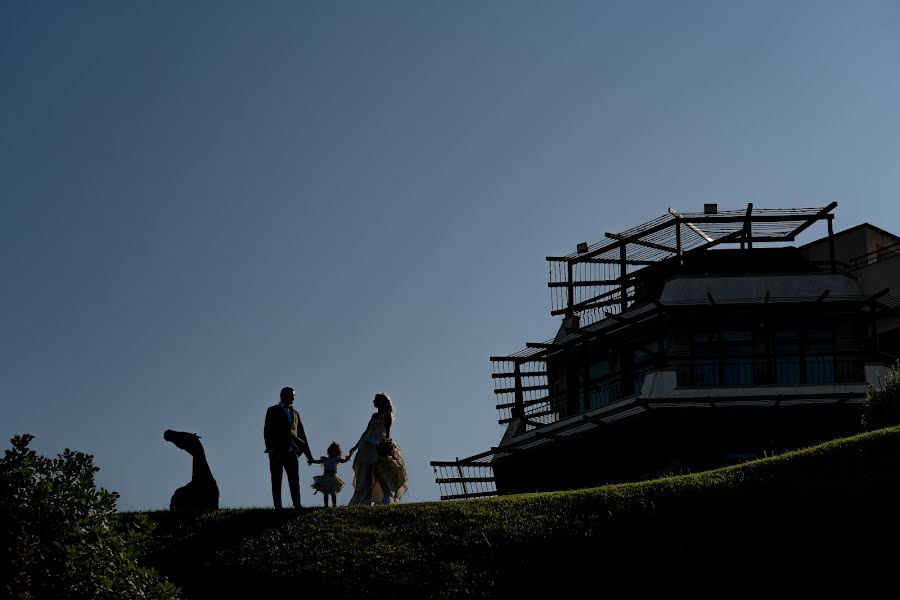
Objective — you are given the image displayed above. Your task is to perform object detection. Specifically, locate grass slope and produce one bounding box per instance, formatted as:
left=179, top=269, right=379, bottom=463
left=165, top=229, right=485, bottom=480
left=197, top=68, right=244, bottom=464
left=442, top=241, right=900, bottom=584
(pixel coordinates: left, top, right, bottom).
left=143, top=426, right=900, bottom=598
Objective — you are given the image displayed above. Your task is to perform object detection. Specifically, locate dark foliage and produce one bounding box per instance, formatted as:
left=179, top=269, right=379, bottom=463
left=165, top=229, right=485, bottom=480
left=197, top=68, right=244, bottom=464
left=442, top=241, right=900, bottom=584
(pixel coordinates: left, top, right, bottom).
left=862, top=362, right=900, bottom=430
left=1, top=434, right=179, bottom=599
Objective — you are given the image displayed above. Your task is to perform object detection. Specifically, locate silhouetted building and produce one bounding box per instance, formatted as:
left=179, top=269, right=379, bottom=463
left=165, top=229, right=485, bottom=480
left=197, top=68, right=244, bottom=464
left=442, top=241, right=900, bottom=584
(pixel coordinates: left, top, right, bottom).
left=432, top=203, right=900, bottom=500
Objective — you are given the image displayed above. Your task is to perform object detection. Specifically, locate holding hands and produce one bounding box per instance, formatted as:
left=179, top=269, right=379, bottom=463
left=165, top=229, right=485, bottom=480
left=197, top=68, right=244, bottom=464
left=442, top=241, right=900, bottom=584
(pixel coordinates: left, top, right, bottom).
left=308, top=444, right=354, bottom=465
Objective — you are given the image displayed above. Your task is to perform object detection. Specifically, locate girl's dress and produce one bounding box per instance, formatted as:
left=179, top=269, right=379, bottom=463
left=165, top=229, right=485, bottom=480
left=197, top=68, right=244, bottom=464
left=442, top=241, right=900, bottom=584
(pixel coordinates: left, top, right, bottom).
left=311, top=456, right=345, bottom=495
left=348, top=413, right=409, bottom=505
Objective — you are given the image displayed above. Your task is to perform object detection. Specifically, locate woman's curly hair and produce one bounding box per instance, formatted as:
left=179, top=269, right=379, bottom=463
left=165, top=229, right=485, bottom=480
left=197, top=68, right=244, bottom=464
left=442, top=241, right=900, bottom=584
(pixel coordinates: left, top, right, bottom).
left=374, top=392, right=394, bottom=415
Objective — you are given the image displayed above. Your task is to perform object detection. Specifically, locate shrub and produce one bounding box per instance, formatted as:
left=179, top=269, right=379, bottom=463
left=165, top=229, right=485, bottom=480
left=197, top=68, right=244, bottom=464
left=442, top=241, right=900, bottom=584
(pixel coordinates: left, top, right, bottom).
left=862, top=362, right=900, bottom=430
left=1, top=434, right=179, bottom=599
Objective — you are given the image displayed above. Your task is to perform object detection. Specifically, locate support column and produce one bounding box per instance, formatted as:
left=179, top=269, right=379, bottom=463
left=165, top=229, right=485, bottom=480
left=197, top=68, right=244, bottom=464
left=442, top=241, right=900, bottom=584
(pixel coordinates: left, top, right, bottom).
left=513, top=361, right=524, bottom=420
left=676, top=219, right=683, bottom=267
left=828, top=215, right=836, bottom=272
left=619, top=242, right=628, bottom=313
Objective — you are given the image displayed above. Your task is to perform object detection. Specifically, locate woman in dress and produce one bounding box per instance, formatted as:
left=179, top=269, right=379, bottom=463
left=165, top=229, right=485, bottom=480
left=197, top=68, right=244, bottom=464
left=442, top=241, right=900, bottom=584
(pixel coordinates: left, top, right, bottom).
left=347, top=392, right=409, bottom=505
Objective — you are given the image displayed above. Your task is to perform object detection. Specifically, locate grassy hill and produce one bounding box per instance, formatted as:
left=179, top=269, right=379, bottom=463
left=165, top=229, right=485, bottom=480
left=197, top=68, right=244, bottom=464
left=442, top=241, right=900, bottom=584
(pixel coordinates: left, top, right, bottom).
left=142, top=426, right=900, bottom=598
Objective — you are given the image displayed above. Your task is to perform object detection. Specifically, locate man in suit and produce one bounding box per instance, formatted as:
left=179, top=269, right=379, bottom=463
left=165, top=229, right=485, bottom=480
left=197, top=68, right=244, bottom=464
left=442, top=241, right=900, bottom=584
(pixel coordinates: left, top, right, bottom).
left=264, top=386, right=314, bottom=509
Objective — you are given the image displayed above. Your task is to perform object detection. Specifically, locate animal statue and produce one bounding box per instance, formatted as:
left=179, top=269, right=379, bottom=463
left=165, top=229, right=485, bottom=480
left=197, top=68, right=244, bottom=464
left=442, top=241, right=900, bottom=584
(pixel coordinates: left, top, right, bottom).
left=163, top=429, right=220, bottom=511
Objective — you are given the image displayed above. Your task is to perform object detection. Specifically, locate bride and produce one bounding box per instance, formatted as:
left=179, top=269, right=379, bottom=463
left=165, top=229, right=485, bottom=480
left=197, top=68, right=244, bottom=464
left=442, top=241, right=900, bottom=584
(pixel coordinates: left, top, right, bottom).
left=348, top=392, right=409, bottom=505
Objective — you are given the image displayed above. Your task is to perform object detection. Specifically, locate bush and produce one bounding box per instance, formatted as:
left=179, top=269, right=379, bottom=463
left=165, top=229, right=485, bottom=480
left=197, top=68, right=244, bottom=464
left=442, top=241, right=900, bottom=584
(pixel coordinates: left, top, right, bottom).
left=862, top=362, right=900, bottom=430
left=1, top=434, right=179, bottom=599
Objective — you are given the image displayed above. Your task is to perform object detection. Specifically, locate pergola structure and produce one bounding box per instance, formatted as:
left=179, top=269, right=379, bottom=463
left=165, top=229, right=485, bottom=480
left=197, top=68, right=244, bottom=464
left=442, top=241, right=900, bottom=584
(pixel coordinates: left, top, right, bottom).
left=547, top=203, right=838, bottom=322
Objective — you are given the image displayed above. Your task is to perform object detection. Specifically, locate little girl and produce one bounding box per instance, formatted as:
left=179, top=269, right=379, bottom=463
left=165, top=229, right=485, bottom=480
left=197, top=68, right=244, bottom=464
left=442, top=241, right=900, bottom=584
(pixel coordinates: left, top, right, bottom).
left=310, top=442, right=353, bottom=507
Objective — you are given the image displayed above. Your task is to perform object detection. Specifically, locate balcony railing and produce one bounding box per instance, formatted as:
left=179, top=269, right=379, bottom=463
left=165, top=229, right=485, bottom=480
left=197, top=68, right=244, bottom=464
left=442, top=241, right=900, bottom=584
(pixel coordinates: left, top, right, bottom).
left=431, top=451, right=497, bottom=501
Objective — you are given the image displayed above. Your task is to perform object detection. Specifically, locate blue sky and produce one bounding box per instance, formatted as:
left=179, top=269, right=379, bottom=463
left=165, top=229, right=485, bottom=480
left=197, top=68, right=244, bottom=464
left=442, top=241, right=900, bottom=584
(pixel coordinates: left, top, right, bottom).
left=2, top=1, right=899, bottom=509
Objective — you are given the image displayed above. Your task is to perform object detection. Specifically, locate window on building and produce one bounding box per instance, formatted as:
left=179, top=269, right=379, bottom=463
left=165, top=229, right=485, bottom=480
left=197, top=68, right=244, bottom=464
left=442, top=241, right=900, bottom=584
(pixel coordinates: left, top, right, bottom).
left=722, top=331, right=754, bottom=385
left=691, top=331, right=754, bottom=386
left=774, top=325, right=834, bottom=385
left=633, top=341, right=660, bottom=394
left=692, top=332, right=720, bottom=386
left=576, top=359, right=620, bottom=412
left=805, top=326, right=835, bottom=384
left=774, top=330, right=801, bottom=385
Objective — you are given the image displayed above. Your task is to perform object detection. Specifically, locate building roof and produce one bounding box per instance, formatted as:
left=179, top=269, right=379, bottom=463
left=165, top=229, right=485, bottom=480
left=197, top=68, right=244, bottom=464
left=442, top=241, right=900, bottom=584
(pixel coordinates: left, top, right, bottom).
left=546, top=203, right=838, bottom=321
left=800, top=222, right=900, bottom=249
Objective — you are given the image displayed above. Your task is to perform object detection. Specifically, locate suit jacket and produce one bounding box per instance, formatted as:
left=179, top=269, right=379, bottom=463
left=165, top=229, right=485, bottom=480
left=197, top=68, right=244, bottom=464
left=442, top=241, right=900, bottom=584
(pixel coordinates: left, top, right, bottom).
left=264, top=404, right=312, bottom=460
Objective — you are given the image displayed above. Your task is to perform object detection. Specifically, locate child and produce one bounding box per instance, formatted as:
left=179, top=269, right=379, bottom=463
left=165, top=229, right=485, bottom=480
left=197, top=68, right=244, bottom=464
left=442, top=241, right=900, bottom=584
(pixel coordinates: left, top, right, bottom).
left=310, top=442, right=353, bottom=507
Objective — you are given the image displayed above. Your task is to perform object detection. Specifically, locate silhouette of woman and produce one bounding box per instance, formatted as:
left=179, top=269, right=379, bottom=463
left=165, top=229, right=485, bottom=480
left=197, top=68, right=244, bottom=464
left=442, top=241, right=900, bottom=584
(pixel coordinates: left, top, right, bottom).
left=347, top=393, right=408, bottom=505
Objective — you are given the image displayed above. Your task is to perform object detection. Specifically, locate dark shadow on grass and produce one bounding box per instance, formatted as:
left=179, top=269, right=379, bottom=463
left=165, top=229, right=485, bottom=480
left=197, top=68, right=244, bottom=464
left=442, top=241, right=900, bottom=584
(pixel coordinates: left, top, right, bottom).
left=142, top=508, right=332, bottom=598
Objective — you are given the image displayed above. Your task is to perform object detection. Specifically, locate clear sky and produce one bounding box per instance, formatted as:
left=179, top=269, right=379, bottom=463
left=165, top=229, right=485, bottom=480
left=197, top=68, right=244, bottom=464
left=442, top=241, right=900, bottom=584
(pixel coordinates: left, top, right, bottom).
left=2, top=1, right=899, bottom=510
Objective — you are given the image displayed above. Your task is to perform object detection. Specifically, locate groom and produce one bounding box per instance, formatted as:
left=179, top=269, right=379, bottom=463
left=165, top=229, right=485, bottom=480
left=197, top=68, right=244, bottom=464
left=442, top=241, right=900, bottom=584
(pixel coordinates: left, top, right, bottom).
left=264, top=386, right=314, bottom=509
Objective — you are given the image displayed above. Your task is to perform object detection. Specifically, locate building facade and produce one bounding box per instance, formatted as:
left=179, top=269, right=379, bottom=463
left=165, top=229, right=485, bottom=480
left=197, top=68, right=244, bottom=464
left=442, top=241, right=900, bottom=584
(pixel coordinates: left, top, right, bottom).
left=432, top=204, right=900, bottom=500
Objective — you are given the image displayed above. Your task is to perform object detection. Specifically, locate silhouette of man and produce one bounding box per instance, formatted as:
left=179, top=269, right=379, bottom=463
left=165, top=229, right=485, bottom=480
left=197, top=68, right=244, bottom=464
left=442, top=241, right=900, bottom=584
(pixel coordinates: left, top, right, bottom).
left=264, top=387, right=314, bottom=509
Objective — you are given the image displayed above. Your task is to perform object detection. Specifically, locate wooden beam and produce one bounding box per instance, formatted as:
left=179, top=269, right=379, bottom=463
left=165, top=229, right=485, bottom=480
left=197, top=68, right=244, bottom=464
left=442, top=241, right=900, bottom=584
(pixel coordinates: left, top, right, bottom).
left=748, top=235, right=795, bottom=242
left=686, top=212, right=834, bottom=225
left=697, top=229, right=743, bottom=251
left=744, top=202, right=754, bottom=250
left=785, top=201, right=838, bottom=239
left=512, top=362, right=524, bottom=418
left=546, top=256, right=656, bottom=265
left=430, top=449, right=497, bottom=466
left=490, top=446, right=529, bottom=454
left=489, top=354, right=547, bottom=363
left=668, top=207, right=714, bottom=242
left=828, top=215, right=836, bottom=273
left=439, top=491, right=497, bottom=501
left=497, top=407, right=559, bottom=425
left=582, top=258, right=657, bottom=266
left=551, top=292, right=637, bottom=316
left=435, top=477, right=495, bottom=484
left=494, top=383, right=549, bottom=395
left=496, top=395, right=552, bottom=410
left=675, top=216, right=683, bottom=265
left=492, top=371, right=548, bottom=379
left=548, top=278, right=633, bottom=288
left=686, top=221, right=714, bottom=242
left=619, top=243, right=629, bottom=312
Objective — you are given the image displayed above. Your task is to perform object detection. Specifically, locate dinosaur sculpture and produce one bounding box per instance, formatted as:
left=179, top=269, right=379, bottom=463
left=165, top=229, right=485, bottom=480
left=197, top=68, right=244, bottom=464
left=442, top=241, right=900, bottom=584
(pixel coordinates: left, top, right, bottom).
left=164, top=429, right=219, bottom=511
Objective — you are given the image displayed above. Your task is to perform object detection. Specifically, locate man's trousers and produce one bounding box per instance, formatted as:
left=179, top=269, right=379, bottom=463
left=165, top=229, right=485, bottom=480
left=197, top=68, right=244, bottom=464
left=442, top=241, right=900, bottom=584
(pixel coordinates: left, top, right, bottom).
left=269, top=451, right=301, bottom=509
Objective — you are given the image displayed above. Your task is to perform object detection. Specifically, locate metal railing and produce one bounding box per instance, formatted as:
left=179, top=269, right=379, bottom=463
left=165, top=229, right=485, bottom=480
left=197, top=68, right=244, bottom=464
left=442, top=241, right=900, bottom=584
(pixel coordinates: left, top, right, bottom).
left=848, top=238, right=900, bottom=269
left=431, top=451, right=497, bottom=501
